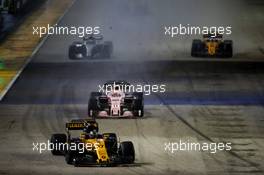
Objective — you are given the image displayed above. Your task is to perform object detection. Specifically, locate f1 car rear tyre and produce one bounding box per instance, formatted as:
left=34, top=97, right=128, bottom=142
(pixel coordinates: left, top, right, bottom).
left=88, top=102, right=97, bottom=116
left=119, top=141, right=135, bottom=164
left=88, top=92, right=101, bottom=118
left=191, top=39, right=203, bottom=57
left=69, top=46, right=77, bottom=59
left=102, top=41, right=113, bottom=58
left=50, top=134, right=67, bottom=155
left=223, top=40, right=233, bottom=58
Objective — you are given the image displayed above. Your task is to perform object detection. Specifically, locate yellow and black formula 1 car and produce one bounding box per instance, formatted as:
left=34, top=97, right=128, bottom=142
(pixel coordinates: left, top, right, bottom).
left=191, top=33, right=233, bottom=58
left=50, top=119, right=135, bottom=166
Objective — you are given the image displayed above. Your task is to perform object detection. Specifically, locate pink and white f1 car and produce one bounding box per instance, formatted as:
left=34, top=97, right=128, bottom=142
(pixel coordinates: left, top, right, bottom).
left=88, top=81, right=144, bottom=118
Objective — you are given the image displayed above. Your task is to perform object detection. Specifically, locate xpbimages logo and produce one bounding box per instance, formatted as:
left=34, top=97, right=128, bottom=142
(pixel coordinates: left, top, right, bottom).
left=164, top=24, right=232, bottom=38
left=164, top=140, right=232, bottom=154
left=32, top=24, right=100, bottom=38
left=98, top=82, right=166, bottom=95
left=32, top=140, right=100, bottom=154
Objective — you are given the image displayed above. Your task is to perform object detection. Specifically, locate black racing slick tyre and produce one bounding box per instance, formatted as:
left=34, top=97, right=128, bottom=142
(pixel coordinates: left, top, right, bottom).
left=119, top=141, right=135, bottom=164
left=102, top=41, right=113, bottom=58
left=135, top=107, right=144, bottom=117
left=88, top=92, right=101, bottom=118
left=133, top=92, right=144, bottom=117
left=65, top=150, right=75, bottom=165
left=68, top=45, right=77, bottom=59
left=223, top=40, right=233, bottom=58
left=88, top=98, right=97, bottom=118
left=50, top=134, right=67, bottom=155
left=191, top=39, right=202, bottom=57
left=69, top=44, right=86, bottom=60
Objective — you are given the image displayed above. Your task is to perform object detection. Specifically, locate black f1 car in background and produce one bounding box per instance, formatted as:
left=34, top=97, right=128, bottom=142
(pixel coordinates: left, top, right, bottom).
left=191, top=33, right=233, bottom=58
left=1, top=0, right=35, bottom=14
left=50, top=119, right=135, bottom=166
left=88, top=80, right=144, bottom=118
left=69, top=35, right=113, bottom=59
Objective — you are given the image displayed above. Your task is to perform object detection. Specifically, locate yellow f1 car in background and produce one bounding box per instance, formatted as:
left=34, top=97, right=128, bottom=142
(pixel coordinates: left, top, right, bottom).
left=50, top=119, right=135, bottom=166
left=191, top=33, right=233, bottom=58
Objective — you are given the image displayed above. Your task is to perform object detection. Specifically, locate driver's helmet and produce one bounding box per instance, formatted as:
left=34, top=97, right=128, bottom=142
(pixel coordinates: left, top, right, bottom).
left=88, top=130, right=97, bottom=139
left=82, top=126, right=97, bottom=139
left=85, top=130, right=97, bottom=139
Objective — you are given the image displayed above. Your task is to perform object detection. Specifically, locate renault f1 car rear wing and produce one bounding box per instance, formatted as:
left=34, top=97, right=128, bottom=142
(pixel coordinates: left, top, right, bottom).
left=66, top=119, right=98, bottom=132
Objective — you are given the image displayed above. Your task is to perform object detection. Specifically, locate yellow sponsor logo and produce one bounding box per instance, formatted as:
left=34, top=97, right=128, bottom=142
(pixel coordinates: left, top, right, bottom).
left=67, top=123, right=84, bottom=128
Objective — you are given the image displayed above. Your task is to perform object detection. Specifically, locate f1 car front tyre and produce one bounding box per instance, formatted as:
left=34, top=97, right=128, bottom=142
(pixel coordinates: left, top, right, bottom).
left=65, top=150, right=76, bottom=165
left=133, top=92, right=144, bottom=117
left=119, top=141, right=135, bottom=164
left=136, top=109, right=144, bottom=117
left=69, top=45, right=87, bottom=59
left=133, top=106, right=144, bottom=117
left=50, top=134, right=67, bottom=155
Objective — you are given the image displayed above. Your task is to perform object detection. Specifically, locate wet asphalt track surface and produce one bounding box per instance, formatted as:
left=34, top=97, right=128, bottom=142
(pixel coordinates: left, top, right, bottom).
left=0, top=0, right=264, bottom=175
